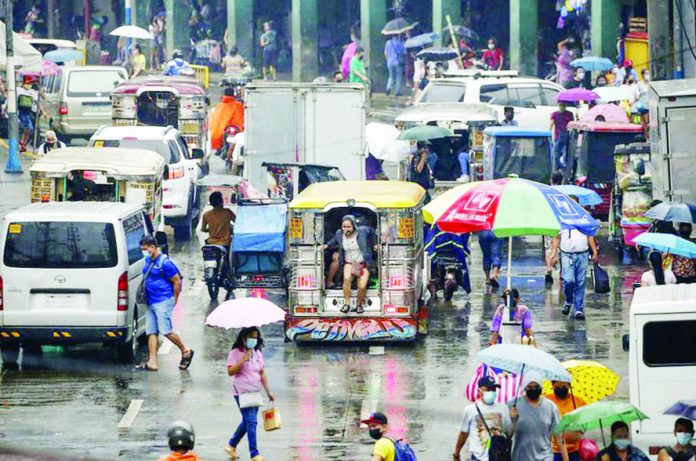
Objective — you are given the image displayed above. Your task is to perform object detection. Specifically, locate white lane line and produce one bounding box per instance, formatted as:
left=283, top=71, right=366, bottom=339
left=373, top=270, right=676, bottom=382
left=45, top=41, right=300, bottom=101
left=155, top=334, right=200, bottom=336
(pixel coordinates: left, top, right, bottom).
left=359, top=399, right=378, bottom=428
left=118, top=399, right=144, bottom=428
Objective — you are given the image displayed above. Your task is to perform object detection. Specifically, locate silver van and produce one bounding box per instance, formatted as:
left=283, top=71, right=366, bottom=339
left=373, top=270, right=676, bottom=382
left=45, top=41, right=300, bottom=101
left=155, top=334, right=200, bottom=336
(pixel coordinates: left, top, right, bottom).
left=0, top=202, right=157, bottom=364
left=41, top=66, right=127, bottom=141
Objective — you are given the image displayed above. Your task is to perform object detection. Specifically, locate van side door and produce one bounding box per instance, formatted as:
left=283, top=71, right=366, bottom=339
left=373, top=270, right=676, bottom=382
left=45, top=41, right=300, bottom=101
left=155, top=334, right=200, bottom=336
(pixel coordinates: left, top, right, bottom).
left=123, top=212, right=147, bottom=328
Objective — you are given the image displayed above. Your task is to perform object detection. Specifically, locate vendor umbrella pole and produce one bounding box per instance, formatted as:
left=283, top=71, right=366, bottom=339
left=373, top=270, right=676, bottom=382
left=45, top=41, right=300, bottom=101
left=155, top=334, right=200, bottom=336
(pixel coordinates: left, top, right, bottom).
left=506, top=236, right=513, bottom=319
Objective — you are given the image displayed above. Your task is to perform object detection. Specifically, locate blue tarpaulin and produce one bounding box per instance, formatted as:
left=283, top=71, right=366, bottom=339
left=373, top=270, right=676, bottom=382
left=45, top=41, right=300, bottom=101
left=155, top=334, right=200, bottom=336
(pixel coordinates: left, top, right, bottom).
left=232, top=203, right=287, bottom=252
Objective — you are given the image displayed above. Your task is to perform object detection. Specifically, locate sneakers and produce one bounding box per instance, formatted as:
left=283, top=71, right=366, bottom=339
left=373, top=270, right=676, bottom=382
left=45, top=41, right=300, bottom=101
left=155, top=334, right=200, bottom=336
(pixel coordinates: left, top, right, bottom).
left=340, top=303, right=350, bottom=314
left=561, top=304, right=572, bottom=316
left=574, top=311, right=586, bottom=320
left=224, top=446, right=239, bottom=460
left=251, top=456, right=267, bottom=461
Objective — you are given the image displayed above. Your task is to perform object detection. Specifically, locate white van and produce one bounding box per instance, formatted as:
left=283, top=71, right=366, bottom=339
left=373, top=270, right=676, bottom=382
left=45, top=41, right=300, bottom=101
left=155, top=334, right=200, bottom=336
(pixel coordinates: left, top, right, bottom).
left=0, top=202, right=158, bottom=364
left=625, top=285, right=696, bottom=458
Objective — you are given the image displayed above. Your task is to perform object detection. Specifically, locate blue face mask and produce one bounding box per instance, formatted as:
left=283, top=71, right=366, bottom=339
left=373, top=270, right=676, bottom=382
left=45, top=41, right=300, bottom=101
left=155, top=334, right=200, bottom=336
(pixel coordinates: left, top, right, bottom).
left=482, top=391, right=497, bottom=405
left=246, top=337, right=258, bottom=350
left=676, top=432, right=693, bottom=446
left=613, top=439, right=631, bottom=450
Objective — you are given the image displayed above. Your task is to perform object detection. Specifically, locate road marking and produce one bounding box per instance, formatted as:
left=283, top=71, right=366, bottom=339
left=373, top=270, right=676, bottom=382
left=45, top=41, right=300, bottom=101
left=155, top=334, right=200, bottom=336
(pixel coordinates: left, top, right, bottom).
left=359, top=399, right=378, bottom=428
left=118, top=399, right=144, bottom=429
left=368, top=346, right=385, bottom=356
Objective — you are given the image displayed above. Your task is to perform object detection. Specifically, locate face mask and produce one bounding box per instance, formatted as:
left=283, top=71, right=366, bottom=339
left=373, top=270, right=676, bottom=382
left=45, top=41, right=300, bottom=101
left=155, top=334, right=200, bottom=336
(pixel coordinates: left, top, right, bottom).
left=613, top=439, right=631, bottom=450
left=553, top=387, right=570, bottom=399
left=644, top=73, right=650, bottom=81
left=676, top=432, right=693, bottom=446
left=246, top=338, right=258, bottom=349
left=142, top=250, right=150, bottom=258
left=369, top=428, right=383, bottom=440
left=577, top=72, right=585, bottom=79
left=483, top=391, right=497, bottom=404
left=488, top=43, right=495, bottom=50
left=525, top=387, right=542, bottom=400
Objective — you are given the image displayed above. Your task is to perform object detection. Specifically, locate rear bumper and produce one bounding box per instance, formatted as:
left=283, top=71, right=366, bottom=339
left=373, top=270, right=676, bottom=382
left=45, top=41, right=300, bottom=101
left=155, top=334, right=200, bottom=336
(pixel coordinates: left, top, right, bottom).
left=285, top=316, right=418, bottom=342
left=0, top=326, right=129, bottom=344
left=55, top=120, right=103, bottom=137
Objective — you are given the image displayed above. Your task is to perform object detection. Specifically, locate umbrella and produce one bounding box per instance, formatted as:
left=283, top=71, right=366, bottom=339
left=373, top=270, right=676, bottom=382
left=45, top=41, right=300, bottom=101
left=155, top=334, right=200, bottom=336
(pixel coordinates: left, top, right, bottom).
left=556, top=88, right=600, bottom=103
left=397, top=125, right=451, bottom=141
left=366, top=122, right=400, bottom=155
left=423, top=177, right=599, bottom=291
left=644, top=201, right=696, bottom=223
left=579, top=104, right=630, bottom=123
left=44, top=48, right=83, bottom=63
left=633, top=232, right=696, bottom=258
left=542, top=360, right=620, bottom=404
left=381, top=18, right=417, bottom=35
left=110, top=24, right=154, bottom=40
left=476, top=344, right=572, bottom=382
left=570, top=56, right=614, bottom=72
left=594, top=86, right=634, bottom=102
left=554, top=401, right=649, bottom=445
left=551, top=185, right=603, bottom=207
left=664, top=400, right=696, bottom=420
left=205, top=297, right=286, bottom=329
left=375, top=140, right=411, bottom=163
left=416, top=46, right=458, bottom=62
left=18, top=59, right=59, bottom=77
left=405, top=32, right=439, bottom=50
left=0, top=21, right=42, bottom=72
left=442, top=25, right=479, bottom=40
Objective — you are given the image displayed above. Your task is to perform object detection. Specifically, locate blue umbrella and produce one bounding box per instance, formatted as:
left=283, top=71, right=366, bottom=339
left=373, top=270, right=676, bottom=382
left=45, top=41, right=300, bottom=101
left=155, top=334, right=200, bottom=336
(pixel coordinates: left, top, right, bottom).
left=633, top=232, right=696, bottom=258
left=552, top=185, right=603, bottom=206
left=570, top=56, right=614, bottom=72
left=476, top=343, right=572, bottom=382
left=664, top=400, right=696, bottom=420
left=43, top=49, right=83, bottom=63
left=405, top=32, right=439, bottom=50
left=416, top=46, right=458, bottom=62
left=644, top=201, right=696, bottom=224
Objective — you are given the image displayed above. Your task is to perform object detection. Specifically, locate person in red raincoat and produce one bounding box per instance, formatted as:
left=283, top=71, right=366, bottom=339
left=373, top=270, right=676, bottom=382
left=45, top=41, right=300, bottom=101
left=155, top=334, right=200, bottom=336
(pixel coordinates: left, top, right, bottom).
left=209, top=87, right=244, bottom=154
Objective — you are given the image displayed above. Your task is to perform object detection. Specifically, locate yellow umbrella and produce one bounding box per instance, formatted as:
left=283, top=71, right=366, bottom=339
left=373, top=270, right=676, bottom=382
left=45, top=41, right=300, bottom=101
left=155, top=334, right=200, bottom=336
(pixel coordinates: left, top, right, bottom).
left=542, top=359, right=620, bottom=404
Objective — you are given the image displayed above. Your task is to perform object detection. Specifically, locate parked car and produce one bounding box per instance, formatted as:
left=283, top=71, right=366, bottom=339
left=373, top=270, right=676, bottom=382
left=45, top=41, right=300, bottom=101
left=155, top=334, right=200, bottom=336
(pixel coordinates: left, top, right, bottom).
left=0, top=202, right=160, bottom=364
left=40, top=65, right=127, bottom=141
left=89, top=125, right=204, bottom=240
left=415, top=76, right=568, bottom=130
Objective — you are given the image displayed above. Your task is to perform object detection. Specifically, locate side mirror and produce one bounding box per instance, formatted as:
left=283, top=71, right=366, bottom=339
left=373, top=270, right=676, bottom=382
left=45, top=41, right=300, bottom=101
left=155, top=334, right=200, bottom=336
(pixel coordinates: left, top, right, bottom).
left=191, top=148, right=205, bottom=160
left=622, top=334, right=630, bottom=352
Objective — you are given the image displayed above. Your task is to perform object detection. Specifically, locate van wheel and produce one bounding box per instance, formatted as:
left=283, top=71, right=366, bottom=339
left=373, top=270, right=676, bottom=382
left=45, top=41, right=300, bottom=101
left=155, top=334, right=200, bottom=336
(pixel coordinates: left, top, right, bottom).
left=1, top=344, right=20, bottom=364
left=116, top=315, right=139, bottom=364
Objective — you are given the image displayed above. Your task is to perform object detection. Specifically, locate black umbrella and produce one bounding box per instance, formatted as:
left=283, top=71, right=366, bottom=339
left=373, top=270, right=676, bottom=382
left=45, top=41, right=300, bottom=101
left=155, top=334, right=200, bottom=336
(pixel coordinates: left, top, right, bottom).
left=442, top=25, right=479, bottom=40
left=382, top=17, right=418, bottom=35
left=416, top=46, right=458, bottom=61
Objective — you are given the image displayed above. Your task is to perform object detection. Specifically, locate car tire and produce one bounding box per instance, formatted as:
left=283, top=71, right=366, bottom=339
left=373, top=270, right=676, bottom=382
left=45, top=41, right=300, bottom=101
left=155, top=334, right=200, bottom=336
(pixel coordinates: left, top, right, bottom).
left=116, top=314, right=139, bottom=364
left=1, top=343, right=20, bottom=364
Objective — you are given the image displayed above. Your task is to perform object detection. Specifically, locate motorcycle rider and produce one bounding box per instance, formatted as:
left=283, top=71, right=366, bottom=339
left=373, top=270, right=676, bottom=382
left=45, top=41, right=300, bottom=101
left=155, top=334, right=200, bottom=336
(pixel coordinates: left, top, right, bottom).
left=162, top=49, right=194, bottom=76
left=209, top=87, right=245, bottom=160
left=201, top=191, right=236, bottom=281
left=425, top=225, right=471, bottom=298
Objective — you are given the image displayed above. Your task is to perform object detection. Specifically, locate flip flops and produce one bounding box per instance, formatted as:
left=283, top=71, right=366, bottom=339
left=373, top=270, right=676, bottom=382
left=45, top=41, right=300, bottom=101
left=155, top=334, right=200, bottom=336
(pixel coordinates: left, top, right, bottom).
left=179, top=349, right=195, bottom=370
left=135, top=363, right=157, bottom=371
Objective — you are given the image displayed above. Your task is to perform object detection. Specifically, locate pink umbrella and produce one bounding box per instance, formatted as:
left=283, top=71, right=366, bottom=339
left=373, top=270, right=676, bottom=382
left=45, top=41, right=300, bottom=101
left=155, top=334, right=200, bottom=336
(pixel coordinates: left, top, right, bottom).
left=205, top=297, right=286, bottom=329
left=579, top=103, right=629, bottom=123
left=18, top=59, right=59, bottom=77
left=556, top=88, right=600, bottom=103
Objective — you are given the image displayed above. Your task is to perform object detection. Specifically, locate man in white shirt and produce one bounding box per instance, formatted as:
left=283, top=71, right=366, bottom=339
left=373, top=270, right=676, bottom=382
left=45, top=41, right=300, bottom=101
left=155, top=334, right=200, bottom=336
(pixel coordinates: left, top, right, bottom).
left=549, top=228, right=598, bottom=320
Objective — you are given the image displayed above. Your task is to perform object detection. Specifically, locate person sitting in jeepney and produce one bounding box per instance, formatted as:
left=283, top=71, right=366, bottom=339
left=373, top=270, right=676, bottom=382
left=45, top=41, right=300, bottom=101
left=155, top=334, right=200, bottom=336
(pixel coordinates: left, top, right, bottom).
left=210, top=87, right=245, bottom=158
left=489, top=288, right=534, bottom=345
left=432, top=140, right=462, bottom=181
left=425, top=225, right=471, bottom=295
left=322, top=215, right=378, bottom=315
left=66, top=171, right=97, bottom=201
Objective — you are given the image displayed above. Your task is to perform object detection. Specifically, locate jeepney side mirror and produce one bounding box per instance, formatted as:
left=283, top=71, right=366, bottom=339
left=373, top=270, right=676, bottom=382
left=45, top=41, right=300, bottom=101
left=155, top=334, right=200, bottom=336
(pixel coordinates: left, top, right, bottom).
left=622, top=334, right=630, bottom=352
left=191, top=148, right=205, bottom=160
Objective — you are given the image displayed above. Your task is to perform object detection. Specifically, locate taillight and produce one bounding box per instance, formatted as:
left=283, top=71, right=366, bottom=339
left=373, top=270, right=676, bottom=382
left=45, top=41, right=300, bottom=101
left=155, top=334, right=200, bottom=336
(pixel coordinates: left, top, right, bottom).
left=117, top=272, right=128, bottom=311
left=58, top=104, right=68, bottom=115
left=385, top=305, right=409, bottom=314
left=168, top=166, right=185, bottom=179
left=0, top=275, right=4, bottom=311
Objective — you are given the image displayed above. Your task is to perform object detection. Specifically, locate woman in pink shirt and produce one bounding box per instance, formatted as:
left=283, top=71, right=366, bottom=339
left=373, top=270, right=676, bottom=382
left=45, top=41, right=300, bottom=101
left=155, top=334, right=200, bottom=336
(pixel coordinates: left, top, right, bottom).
left=225, top=327, right=275, bottom=461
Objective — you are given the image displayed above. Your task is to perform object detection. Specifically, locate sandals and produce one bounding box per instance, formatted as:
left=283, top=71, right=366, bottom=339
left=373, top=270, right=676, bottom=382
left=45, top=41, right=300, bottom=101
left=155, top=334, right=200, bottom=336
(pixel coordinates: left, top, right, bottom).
left=179, top=349, right=195, bottom=370
left=356, top=303, right=365, bottom=314
left=135, top=362, right=157, bottom=371
left=340, top=303, right=350, bottom=314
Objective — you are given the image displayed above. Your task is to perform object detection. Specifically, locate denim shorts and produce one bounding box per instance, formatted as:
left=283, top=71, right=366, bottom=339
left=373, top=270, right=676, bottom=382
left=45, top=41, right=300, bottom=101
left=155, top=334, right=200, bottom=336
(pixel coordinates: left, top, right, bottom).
left=18, top=112, right=34, bottom=131
left=146, top=297, right=175, bottom=335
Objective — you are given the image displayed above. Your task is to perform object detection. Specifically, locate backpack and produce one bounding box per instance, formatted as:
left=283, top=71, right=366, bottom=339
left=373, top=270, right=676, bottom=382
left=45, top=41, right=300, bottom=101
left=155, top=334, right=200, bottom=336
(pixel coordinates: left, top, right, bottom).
left=386, top=438, right=417, bottom=461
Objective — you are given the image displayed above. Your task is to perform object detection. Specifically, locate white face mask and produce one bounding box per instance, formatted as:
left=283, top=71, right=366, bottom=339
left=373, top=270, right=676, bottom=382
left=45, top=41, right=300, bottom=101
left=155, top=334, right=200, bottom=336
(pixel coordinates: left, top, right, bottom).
left=488, top=43, right=495, bottom=50
left=142, top=250, right=150, bottom=258
left=577, top=72, right=585, bottom=79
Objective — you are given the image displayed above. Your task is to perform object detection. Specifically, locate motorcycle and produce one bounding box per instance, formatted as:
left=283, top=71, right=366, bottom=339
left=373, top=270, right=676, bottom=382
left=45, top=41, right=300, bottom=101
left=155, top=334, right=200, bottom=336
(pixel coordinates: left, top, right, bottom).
left=431, top=254, right=471, bottom=302
left=201, top=244, right=235, bottom=300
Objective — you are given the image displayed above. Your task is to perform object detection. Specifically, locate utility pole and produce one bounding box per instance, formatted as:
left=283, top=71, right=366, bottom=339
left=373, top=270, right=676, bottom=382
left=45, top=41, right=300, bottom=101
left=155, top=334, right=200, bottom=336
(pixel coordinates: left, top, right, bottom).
left=4, top=0, right=22, bottom=174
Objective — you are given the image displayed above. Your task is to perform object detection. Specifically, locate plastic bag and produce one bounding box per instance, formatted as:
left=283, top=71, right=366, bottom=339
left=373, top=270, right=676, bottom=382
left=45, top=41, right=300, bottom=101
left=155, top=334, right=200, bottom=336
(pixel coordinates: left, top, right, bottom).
left=262, top=404, right=282, bottom=432
left=578, top=438, right=600, bottom=461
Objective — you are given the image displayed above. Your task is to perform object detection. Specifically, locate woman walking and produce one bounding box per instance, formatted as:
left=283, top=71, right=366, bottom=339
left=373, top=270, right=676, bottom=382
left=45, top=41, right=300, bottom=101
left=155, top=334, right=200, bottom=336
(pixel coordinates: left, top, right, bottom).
left=225, top=327, right=274, bottom=461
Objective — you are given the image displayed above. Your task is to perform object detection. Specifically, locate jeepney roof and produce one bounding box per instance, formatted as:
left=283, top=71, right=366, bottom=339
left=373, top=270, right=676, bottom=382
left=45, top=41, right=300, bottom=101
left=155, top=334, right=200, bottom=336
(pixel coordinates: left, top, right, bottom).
left=567, top=121, right=644, bottom=133
left=290, top=181, right=426, bottom=209
left=649, top=78, right=696, bottom=98
left=396, top=103, right=498, bottom=123
left=112, top=75, right=206, bottom=95
left=484, top=126, right=552, bottom=137
left=29, top=147, right=165, bottom=177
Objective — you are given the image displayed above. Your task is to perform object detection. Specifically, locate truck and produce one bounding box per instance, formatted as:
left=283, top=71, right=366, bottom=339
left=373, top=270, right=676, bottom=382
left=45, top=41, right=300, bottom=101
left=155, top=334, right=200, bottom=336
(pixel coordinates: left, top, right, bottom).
left=243, top=82, right=367, bottom=194
left=649, top=78, right=696, bottom=204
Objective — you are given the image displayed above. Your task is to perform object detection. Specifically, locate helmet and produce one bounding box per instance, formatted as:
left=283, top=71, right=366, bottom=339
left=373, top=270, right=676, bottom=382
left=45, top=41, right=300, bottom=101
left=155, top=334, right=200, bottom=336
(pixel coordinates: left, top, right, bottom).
left=167, top=421, right=195, bottom=451
left=172, top=49, right=183, bottom=60
left=623, top=59, right=633, bottom=67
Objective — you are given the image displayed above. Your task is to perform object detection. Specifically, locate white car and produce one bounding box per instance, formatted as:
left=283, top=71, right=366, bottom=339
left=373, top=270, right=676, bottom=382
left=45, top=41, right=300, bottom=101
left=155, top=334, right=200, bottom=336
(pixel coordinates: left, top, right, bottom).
left=415, top=76, right=570, bottom=130
left=89, top=125, right=203, bottom=240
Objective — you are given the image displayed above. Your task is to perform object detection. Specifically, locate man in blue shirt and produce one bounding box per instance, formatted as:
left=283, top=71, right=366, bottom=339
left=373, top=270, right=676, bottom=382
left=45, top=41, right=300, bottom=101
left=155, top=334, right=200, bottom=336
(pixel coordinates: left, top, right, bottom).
left=162, top=49, right=194, bottom=76
left=138, top=235, right=193, bottom=371
left=384, top=35, right=405, bottom=96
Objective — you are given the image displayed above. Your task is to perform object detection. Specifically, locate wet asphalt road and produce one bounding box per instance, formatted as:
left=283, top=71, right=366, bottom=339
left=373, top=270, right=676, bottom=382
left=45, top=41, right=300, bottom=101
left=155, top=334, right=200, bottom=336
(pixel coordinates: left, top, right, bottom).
left=0, top=93, right=640, bottom=460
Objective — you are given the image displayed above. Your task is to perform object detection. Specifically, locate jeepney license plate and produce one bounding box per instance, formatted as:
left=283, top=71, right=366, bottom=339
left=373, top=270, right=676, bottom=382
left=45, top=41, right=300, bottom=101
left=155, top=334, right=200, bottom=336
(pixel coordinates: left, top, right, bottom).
left=290, top=218, right=303, bottom=239
left=398, top=218, right=415, bottom=239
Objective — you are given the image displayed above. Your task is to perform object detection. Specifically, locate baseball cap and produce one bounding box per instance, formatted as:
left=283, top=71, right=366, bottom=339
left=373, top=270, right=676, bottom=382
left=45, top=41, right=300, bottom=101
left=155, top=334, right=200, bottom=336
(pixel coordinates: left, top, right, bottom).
left=478, top=376, right=501, bottom=390
left=361, top=411, right=388, bottom=425
left=623, top=59, right=633, bottom=67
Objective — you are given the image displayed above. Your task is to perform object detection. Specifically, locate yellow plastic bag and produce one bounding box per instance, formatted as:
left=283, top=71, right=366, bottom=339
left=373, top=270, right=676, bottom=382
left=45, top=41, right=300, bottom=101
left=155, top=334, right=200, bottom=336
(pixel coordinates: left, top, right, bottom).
left=262, top=404, right=282, bottom=432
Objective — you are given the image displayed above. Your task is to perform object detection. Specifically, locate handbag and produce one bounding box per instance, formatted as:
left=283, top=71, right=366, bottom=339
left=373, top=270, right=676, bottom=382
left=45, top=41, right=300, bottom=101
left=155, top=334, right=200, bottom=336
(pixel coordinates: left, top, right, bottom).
left=136, top=260, right=156, bottom=305
left=578, top=438, right=599, bottom=461
left=475, top=404, right=512, bottom=461
left=262, top=404, right=283, bottom=431
left=238, top=391, right=265, bottom=409
left=592, top=263, right=610, bottom=294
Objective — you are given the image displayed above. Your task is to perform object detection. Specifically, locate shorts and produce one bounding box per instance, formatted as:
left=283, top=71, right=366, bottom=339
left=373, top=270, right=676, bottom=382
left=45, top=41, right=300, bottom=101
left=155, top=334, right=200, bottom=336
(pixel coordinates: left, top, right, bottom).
left=345, top=261, right=367, bottom=277
left=262, top=47, right=278, bottom=68
left=18, top=112, right=34, bottom=131
left=145, top=297, right=175, bottom=335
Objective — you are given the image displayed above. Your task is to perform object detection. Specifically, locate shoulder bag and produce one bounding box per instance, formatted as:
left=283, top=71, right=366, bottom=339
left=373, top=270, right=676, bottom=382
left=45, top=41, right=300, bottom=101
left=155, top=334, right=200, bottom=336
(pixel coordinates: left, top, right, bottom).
left=475, top=404, right=512, bottom=461
left=136, top=259, right=156, bottom=305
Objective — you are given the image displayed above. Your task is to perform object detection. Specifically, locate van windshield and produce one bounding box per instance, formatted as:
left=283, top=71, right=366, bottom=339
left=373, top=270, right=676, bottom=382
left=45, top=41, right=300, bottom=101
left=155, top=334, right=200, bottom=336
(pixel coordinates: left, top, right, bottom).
left=419, top=83, right=467, bottom=103
left=67, top=70, right=125, bottom=97
left=4, top=222, right=118, bottom=268
left=643, top=320, right=696, bottom=366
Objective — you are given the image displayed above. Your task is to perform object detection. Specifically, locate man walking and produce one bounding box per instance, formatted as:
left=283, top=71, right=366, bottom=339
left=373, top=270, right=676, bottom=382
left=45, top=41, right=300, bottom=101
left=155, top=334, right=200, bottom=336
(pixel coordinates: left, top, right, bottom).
left=549, top=102, right=574, bottom=168
left=138, top=235, right=194, bottom=371
left=260, top=21, right=278, bottom=80
left=384, top=35, right=405, bottom=96
left=362, top=412, right=395, bottom=461
left=454, top=377, right=512, bottom=461
left=349, top=47, right=370, bottom=87
left=549, top=228, right=598, bottom=320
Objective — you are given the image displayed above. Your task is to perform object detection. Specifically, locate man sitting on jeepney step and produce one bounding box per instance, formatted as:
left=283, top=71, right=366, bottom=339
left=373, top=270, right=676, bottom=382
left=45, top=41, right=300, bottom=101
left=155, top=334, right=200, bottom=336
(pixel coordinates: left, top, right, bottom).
left=322, top=215, right=378, bottom=315
left=209, top=87, right=245, bottom=156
